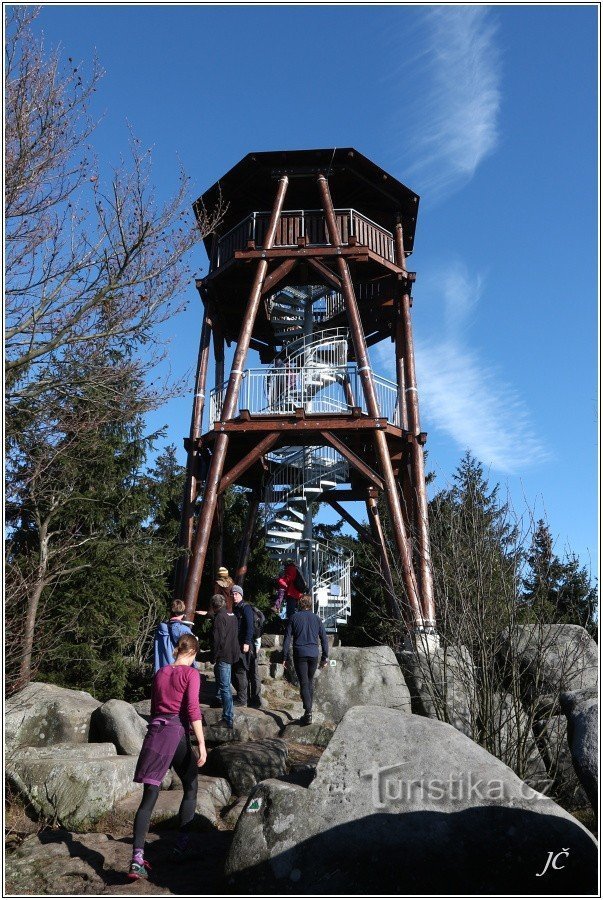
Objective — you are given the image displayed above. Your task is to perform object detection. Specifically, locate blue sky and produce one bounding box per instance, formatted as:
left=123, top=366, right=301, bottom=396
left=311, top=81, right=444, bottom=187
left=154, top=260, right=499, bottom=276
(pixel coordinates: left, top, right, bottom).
left=31, top=4, right=599, bottom=574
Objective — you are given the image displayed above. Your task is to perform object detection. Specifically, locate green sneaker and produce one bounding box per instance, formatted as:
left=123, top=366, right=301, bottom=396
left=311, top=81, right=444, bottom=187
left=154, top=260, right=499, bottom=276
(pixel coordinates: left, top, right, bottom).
left=127, top=860, right=151, bottom=881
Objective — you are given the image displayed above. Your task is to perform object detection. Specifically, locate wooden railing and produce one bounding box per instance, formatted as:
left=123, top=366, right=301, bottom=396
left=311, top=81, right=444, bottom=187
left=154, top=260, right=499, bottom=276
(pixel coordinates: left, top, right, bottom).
left=214, top=208, right=395, bottom=268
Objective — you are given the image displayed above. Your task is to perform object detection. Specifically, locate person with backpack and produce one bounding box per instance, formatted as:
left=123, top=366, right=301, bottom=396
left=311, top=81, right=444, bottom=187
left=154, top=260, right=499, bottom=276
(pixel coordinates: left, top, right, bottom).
left=283, top=594, right=329, bottom=725
left=230, top=584, right=264, bottom=708
left=153, top=600, right=194, bottom=673
left=129, top=633, right=207, bottom=880
left=283, top=558, right=307, bottom=618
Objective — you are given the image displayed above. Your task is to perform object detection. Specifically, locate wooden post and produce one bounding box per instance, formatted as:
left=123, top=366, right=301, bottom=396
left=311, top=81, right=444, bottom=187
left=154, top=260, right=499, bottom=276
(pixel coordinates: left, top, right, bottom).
left=174, top=304, right=212, bottom=597
left=182, top=176, right=289, bottom=621
left=396, top=224, right=436, bottom=628
left=365, top=492, right=406, bottom=626
left=235, top=492, right=260, bottom=585
left=317, top=174, right=424, bottom=628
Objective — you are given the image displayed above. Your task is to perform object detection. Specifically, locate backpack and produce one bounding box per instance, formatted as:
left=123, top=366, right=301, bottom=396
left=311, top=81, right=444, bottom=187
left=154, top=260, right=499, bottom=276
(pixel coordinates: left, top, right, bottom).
left=293, top=569, right=308, bottom=594
left=249, top=605, right=266, bottom=640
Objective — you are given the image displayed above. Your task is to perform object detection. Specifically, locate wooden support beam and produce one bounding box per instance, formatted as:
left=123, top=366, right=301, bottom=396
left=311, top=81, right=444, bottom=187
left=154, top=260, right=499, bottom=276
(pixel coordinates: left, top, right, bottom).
left=183, top=175, right=289, bottom=622
left=261, top=258, right=298, bottom=296
left=236, top=492, right=260, bottom=586
left=218, top=433, right=279, bottom=494
left=325, top=498, right=375, bottom=545
left=211, top=415, right=392, bottom=434
left=318, top=172, right=424, bottom=629
left=321, top=430, right=384, bottom=491
left=175, top=302, right=213, bottom=598
left=234, top=246, right=369, bottom=263
left=306, top=257, right=342, bottom=292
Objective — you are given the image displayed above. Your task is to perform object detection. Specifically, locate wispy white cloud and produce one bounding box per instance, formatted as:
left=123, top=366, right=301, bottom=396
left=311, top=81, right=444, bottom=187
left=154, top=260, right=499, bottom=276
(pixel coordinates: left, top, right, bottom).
left=374, top=261, right=549, bottom=475
left=400, top=7, right=501, bottom=202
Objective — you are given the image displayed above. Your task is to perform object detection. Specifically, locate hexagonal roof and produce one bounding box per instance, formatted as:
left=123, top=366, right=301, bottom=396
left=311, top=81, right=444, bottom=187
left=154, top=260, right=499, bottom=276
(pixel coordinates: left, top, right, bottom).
left=194, top=147, right=420, bottom=256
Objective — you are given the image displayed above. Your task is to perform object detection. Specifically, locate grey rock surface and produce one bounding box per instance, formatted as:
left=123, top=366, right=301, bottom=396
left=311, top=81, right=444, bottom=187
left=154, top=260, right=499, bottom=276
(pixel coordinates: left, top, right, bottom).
left=281, top=721, right=335, bottom=748
left=489, top=692, right=548, bottom=786
left=560, top=689, right=598, bottom=813
left=202, top=706, right=281, bottom=743
left=312, top=646, right=411, bottom=724
left=115, top=787, right=217, bottom=828
left=226, top=706, right=597, bottom=894
left=533, top=714, right=589, bottom=810
left=5, top=682, right=100, bottom=749
left=6, top=747, right=140, bottom=830
left=398, top=643, right=475, bottom=737
left=90, top=698, right=148, bottom=755
left=500, top=624, right=598, bottom=716
left=208, top=739, right=288, bottom=795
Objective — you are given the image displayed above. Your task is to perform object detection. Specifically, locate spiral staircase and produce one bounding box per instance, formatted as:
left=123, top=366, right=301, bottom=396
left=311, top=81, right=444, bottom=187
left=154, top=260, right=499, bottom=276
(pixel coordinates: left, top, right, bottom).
left=263, top=288, right=354, bottom=631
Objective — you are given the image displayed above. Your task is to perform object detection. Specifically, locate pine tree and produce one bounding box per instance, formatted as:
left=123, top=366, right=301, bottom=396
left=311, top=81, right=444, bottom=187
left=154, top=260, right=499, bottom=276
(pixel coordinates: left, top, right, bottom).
left=523, top=520, right=597, bottom=629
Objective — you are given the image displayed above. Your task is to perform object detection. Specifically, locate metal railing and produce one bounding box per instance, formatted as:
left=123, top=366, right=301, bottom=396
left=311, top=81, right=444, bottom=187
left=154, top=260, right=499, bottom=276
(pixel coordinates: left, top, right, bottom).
left=264, top=446, right=349, bottom=511
left=215, top=208, right=395, bottom=268
left=209, top=363, right=401, bottom=426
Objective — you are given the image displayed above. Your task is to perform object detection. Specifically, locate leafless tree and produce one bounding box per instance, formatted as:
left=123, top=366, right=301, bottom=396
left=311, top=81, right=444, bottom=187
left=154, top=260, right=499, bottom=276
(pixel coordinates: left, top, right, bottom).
left=4, top=8, right=223, bottom=691
left=5, top=7, right=223, bottom=410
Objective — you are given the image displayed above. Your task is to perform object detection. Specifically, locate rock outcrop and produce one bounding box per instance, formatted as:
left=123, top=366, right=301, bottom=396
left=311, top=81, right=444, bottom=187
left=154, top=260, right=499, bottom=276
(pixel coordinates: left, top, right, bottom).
left=6, top=682, right=101, bottom=750
left=208, top=739, right=288, bottom=795
left=226, top=706, right=597, bottom=894
left=6, top=743, right=140, bottom=830
left=312, top=646, right=411, bottom=724
left=500, top=625, right=598, bottom=716
left=533, top=714, right=589, bottom=809
left=560, top=689, right=598, bottom=813
left=90, top=698, right=148, bottom=755
left=398, top=643, right=474, bottom=737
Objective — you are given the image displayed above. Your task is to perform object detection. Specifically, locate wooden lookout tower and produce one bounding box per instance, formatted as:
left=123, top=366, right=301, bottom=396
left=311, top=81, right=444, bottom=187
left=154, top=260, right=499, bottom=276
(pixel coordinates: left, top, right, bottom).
left=179, top=148, right=436, bottom=634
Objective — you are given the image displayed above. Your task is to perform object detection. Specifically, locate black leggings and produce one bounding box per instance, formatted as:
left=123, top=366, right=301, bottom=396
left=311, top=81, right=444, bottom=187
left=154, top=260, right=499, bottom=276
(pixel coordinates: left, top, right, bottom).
left=133, top=732, right=198, bottom=849
left=293, top=655, right=318, bottom=714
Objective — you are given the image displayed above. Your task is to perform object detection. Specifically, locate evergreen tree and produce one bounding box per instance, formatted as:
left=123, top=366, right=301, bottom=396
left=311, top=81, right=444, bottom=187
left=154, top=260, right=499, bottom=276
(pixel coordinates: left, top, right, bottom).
left=523, top=520, right=597, bottom=629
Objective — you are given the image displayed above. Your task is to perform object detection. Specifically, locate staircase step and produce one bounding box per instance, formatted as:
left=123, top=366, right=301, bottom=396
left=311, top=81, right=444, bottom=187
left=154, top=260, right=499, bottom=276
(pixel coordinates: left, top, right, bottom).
left=266, top=541, right=296, bottom=550
left=267, top=529, right=304, bottom=539
left=273, top=518, right=305, bottom=531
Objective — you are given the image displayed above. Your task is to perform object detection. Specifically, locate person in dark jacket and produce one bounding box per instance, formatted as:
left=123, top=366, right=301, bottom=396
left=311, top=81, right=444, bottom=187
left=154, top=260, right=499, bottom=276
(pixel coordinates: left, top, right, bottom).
left=230, top=585, right=261, bottom=708
left=283, top=594, right=329, bottom=725
left=209, top=594, right=239, bottom=729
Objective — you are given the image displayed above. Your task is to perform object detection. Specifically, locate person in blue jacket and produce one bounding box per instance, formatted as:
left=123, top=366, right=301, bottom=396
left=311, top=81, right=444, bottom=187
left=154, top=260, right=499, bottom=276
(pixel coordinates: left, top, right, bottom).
left=283, top=594, right=329, bottom=725
left=153, top=600, right=194, bottom=673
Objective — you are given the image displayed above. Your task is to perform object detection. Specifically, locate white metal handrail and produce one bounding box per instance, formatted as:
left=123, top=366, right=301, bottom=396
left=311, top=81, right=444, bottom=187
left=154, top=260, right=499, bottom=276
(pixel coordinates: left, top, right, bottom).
left=209, top=363, right=401, bottom=427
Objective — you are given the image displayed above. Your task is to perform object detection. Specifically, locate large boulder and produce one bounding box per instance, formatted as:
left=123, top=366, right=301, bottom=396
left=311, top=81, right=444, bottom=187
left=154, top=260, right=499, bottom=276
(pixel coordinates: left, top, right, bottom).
left=398, top=643, right=474, bottom=737
left=202, top=706, right=281, bottom=743
left=6, top=744, right=140, bottom=830
left=560, top=689, right=598, bottom=813
left=489, top=692, right=548, bottom=787
left=533, top=714, right=589, bottom=810
left=90, top=699, right=148, bottom=755
left=207, top=739, right=288, bottom=795
left=500, top=625, right=598, bottom=717
left=6, top=682, right=101, bottom=750
left=226, top=706, right=597, bottom=894
left=312, top=646, right=410, bottom=724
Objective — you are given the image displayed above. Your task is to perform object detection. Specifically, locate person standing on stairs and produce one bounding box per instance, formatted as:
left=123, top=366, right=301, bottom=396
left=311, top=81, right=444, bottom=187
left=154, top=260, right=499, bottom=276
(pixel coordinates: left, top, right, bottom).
left=209, top=594, right=239, bottom=730
left=283, top=594, right=329, bottom=725
left=283, top=558, right=306, bottom=619
left=231, top=585, right=262, bottom=708
left=128, top=633, right=207, bottom=879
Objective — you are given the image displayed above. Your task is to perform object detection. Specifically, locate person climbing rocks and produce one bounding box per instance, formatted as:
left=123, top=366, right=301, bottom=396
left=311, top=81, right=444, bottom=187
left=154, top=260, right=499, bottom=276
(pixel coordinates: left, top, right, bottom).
left=209, top=594, right=239, bottom=730
left=128, top=633, right=207, bottom=880
left=153, top=600, right=194, bottom=673
left=230, top=585, right=262, bottom=708
left=283, top=593, right=329, bottom=726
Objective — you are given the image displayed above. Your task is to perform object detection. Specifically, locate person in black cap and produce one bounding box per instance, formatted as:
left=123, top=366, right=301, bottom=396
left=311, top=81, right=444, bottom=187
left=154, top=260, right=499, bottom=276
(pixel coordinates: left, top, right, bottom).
left=230, top=584, right=261, bottom=708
